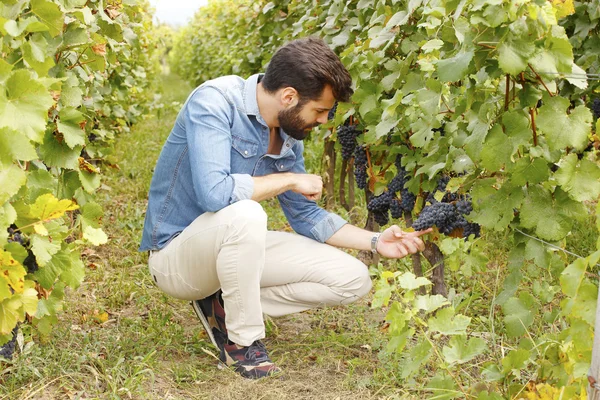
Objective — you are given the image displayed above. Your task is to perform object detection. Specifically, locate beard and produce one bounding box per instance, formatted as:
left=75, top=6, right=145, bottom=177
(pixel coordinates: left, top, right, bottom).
left=278, top=104, right=319, bottom=140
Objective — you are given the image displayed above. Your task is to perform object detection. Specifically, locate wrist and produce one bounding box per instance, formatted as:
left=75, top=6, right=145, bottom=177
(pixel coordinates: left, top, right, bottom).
left=370, top=232, right=381, bottom=254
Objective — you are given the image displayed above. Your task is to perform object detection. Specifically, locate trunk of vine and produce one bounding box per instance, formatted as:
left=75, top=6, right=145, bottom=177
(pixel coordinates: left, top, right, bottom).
left=339, top=158, right=349, bottom=212
left=403, top=211, right=426, bottom=295
left=322, top=138, right=336, bottom=208
left=422, top=241, right=448, bottom=297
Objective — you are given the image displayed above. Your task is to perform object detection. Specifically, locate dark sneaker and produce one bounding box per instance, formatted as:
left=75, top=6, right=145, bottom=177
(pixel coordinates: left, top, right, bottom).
left=221, top=340, right=281, bottom=379
left=191, top=290, right=227, bottom=350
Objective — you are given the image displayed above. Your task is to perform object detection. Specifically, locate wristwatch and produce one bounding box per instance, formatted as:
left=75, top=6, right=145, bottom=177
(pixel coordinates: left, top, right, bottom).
left=371, top=232, right=381, bottom=254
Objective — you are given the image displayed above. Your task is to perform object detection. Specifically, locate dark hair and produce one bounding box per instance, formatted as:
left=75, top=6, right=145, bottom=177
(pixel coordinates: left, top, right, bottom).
left=261, top=37, right=353, bottom=103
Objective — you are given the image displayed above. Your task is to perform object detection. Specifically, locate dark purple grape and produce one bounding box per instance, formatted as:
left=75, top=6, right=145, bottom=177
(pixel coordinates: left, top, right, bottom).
left=354, top=145, right=368, bottom=190
left=328, top=101, right=338, bottom=120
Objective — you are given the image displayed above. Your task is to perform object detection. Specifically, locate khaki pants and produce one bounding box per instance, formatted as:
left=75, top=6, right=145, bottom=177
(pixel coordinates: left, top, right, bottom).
left=148, top=200, right=372, bottom=346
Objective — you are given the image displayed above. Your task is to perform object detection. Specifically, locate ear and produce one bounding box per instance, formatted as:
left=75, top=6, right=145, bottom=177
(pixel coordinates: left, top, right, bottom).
left=280, top=87, right=299, bottom=108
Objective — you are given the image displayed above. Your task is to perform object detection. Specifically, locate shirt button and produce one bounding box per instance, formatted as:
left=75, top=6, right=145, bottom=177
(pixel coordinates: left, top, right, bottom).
left=244, top=150, right=248, bottom=155
left=280, top=164, right=284, bottom=169
left=286, top=143, right=290, bottom=147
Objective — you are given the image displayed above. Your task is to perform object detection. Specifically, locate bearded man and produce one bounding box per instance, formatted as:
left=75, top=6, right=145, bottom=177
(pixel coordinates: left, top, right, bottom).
left=140, top=37, right=430, bottom=379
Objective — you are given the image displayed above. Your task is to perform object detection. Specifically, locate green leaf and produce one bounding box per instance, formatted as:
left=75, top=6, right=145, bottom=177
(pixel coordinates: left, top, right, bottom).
left=0, top=164, right=27, bottom=205
left=442, top=335, right=488, bottom=364
left=38, top=131, right=81, bottom=169
left=501, top=348, right=530, bottom=374
left=83, top=226, right=107, bottom=245
left=57, top=107, right=85, bottom=148
left=502, top=293, right=535, bottom=337
left=560, top=257, right=587, bottom=298
left=399, top=339, right=432, bottom=379
left=33, top=248, right=67, bottom=288
left=30, top=234, right=60, bottom=267
left=0, top=127, right=37, bottom=164
left=59, top=251, right=84, bottom=288
left=35, top=282, right=64, bottom=318
left=536, top=95, right=592, bottom=152
left=508, top=158, right=549, bottom=186
left=414, top=294, right=449, bottom=314
left=555, top=153, right=600, bottom=202
left=480, top=124, right=511, bottom=172
left=398, top=272, right=431, bottom=291
left=436, top=50, right=473, bottom=82
left=470, top=180, right=523, bottom=231
left=0, top=70, right=54, bottom=143
left=31, top=0, right=64, bottom=37
left=22, top=33, right=55, bottom=76
left=519, top=185, right=580, bottom=241
left=428, top=307, right=471, bottom=335
left=497, top=39, right=535, bottom=75
left=426, top=373, right=460, bottom=399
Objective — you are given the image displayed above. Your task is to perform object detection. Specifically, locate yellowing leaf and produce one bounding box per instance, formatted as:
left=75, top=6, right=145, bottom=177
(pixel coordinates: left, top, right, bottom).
left=33, top=222, right=48, bottom=236
left=0, top=249, right=27, bottom=294
left=28, top=193, right=78, bottom=222
left=551, top=0, right=575, bottom=19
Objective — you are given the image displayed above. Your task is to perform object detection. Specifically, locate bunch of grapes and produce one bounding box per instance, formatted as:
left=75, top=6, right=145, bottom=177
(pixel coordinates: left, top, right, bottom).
left=337, top=124, right=361, bottom=160
left=354, top=145, right=368, bottom=190
left=591, top=98, right=600, bottom=119
left=7, top=225, right=38, bottom=273
left=412, top=175, right=480, bottom=239
left=328, top=101, right=338, bottom=120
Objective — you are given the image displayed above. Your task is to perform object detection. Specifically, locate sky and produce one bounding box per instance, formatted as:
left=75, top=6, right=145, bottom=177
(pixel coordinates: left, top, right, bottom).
left=147, top=0, right=208, bottom=27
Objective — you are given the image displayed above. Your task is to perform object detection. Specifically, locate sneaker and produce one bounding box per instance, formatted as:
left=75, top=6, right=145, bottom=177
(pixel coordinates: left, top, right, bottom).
left=191, top=290, right=227, bottom=350
left=221, top=340, right=281, bottom=379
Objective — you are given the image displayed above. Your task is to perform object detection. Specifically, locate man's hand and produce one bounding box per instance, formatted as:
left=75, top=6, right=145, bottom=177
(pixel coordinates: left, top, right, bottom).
left=376, top=225, right=432, bottom=259
left=292, top=174, right=323, bottom=201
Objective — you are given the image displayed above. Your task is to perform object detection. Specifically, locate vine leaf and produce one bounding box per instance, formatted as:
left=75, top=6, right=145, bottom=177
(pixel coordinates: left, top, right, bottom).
left=31, top=0, right=64, bottom=37
left=555, top=153, right=600, bottom=202
left=0, top=70, right=54, bottom=143
left=502, top=293, right=535, bottom=337
left=536, top=95, right=592, bottom=152
left=428, top=307, right=470, bottom=335
left=442, top=335, right=488, bottom=365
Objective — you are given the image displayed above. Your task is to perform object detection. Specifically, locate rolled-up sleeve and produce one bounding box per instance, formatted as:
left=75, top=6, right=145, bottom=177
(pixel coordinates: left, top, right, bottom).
left=185, top=87, right=254, bottom=211
left=277, top=141, right=347, bottom=242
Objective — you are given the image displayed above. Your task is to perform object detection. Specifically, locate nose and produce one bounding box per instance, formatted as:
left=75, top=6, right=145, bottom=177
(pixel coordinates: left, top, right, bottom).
left=316, top=113, right=328, bottom=125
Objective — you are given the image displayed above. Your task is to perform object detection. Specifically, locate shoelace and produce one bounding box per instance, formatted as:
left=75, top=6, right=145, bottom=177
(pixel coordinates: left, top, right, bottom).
left=244, top=341, right=270, bottom=363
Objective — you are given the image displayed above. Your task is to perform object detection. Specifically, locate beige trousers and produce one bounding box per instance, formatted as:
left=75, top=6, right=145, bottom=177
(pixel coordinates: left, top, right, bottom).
left=148, top=200, right=372, bottom=346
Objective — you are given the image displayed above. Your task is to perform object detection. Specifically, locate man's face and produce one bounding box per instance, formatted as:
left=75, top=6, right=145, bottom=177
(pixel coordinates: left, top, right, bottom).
left=278, top=85, right=336, bottom=140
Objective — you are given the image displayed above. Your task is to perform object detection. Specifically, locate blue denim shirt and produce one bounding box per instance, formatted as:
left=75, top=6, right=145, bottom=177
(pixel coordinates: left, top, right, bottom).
left=139, top=74, right=347, bottom=251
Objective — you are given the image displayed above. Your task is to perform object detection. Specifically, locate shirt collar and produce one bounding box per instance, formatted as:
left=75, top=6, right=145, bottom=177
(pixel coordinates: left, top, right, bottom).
left=244, top=73, right=262, bottom=118
left=244, top=73, right=298, bottom=149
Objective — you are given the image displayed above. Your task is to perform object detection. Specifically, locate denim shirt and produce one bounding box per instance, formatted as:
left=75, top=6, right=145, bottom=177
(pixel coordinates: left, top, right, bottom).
left=139, top=74, right=347, bottom=251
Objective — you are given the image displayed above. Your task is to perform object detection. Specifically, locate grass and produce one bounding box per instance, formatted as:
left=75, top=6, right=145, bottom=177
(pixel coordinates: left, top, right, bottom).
left=0, top=72, right=597, bottom=399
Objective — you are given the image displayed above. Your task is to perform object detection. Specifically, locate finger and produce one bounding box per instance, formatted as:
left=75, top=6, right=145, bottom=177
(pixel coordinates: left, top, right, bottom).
left=402, top=240, right=418, bottom=254
left=410, top=228, right=433, bottom=237
left=390, top=225, right=405, bottom=238
left=404, top=235, right=425, bottom=251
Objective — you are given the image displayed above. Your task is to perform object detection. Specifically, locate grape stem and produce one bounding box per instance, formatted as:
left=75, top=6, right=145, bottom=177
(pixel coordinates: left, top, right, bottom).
left=528, top=64, right=554, bottom=97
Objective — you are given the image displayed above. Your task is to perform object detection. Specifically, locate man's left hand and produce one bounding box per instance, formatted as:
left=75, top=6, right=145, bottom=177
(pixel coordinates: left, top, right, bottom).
left=376, top=225, right=432, bottom=259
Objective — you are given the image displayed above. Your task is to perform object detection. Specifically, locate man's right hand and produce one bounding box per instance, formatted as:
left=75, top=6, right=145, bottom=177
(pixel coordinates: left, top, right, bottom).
left=291, top=174, right=323, bottom=201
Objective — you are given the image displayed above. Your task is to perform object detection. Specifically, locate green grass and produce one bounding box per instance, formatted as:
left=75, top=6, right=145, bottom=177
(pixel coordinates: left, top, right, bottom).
left=1, top=72, right=597, bottom=399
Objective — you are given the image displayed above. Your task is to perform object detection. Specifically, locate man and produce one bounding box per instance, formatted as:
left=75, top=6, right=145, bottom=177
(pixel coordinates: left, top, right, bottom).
left=140, top=37, right=430, bottom=379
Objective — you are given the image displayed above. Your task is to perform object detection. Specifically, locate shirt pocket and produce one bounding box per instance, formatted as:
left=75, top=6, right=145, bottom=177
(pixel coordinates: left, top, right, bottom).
left=231, top=135, right=259, bottom=159
left=272, top=152, right=297, bottom=172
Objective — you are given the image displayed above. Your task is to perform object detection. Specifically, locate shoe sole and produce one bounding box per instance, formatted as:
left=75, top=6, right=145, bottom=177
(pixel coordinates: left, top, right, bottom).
left=191, top=301, right=219, bottom=349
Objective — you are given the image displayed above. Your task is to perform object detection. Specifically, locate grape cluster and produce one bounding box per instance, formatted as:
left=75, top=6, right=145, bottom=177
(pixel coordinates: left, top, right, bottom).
left=591, top=98, right=600, bottom=119
left=354, top=146, right=368, bottom=190
left=0, top=325, right=18, bottom=360
left=337, top=125, right=361, bottom=160
left=412, top=175, right=480, bottom=239
left=328, top=101, right=338, bottom=120
left=365, top=156, right=417, bottom=226
left=7, top=225, right=39, bottom=273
